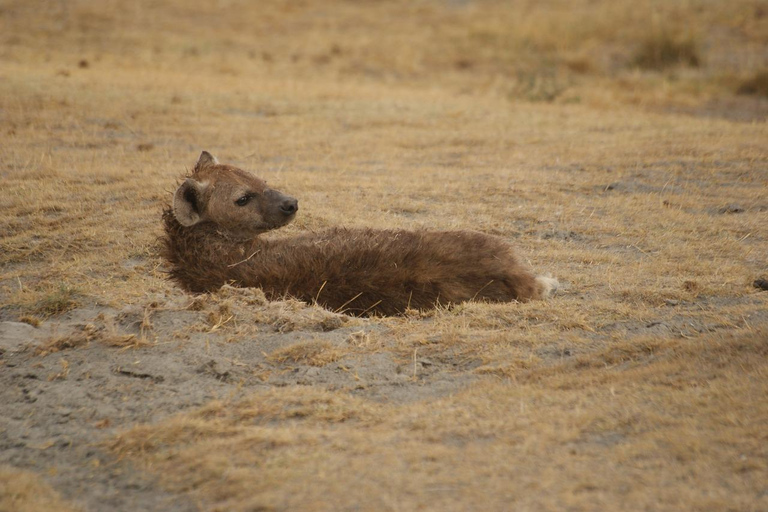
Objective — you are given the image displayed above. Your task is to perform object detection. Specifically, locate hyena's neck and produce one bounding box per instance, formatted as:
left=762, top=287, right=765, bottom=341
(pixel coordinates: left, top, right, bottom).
left=161, top=208, right=263, bottom=292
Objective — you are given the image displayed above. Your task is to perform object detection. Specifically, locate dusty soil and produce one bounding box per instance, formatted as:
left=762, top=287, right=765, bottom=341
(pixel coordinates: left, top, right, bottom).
left=2, top=284, right=767, bottom=510
left=1, top=289, right=485, bottom=511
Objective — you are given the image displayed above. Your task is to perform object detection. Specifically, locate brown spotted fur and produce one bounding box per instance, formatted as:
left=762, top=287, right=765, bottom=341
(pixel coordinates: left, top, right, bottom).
left=161, top=153, right=555, bottom=316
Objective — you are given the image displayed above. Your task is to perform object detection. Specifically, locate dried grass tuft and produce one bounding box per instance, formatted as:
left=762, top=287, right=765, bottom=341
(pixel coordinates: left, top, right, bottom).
left=267, top=340, right=347, bottom=367
left=35, top=314, right=153, bottom=356
left=632, top=31, right=701, bottom=70
left=19, top=315, right=42, bottom=327
left=737, top=69, right=768, bottom=97
left=32, top=284, right=81, bottom=317
left=35, top=325, right=97, bottom=356
left=0, top=466, right=81, bottom=512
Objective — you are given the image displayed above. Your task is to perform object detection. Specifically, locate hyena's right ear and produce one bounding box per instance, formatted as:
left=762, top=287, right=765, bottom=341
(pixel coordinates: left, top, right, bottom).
left=173, top=178, right=208, bottom=226
left=194, top=151, right=219, bottom=171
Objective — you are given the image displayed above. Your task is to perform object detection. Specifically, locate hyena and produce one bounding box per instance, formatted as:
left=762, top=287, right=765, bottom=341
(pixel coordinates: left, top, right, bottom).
left=161, top=152, right=558, bottom=316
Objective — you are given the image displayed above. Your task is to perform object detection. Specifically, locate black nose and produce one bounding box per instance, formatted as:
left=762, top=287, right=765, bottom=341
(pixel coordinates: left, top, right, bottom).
left=279, top=198, right=298, bottom=216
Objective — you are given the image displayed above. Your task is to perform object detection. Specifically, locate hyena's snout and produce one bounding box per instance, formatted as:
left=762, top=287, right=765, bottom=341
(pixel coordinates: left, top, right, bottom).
left=266, top=188, right=298, bottom=217
left=279, top=196, right=298, bottom=216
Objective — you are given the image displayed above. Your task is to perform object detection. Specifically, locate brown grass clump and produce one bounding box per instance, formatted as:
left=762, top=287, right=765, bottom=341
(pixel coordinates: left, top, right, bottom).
left=34, top=316, right=152, bottom=356
left=632, top=31, right=701, bottom=70
left=214, top=285, right=269, bottom=307
left=18, top=315, right=42, bottom=327
left=112, top=387, right=378, bottom=453
left=204, top=302, right=234, bottom=332
left=185, top=286, right=352, bottom=335
left=109, top=389, right=381, bottom=508
left=737, top=69, right=768, bottom=97
left=34, top=325, right=97, bottom=356
left=0, top=467, right=81, bottom=512
left=31, top=284, right=81, bottom=317
left=267, top=340, right=347, bottom=367
left=100, top=333, right=152, bottom=350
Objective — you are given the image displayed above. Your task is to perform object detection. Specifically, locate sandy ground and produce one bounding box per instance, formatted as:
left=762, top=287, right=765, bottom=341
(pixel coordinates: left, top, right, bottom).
left=2, top=285, right=767, bottom=510
left=1, top=289, right=486, bottom=510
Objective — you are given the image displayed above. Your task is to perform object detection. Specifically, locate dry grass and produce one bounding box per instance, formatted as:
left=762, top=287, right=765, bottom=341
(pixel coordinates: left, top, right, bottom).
left=737, top=69, right=768, bottom=97
left=267, top=340, right=348, bottom=367
left=1, top=0, right=767, bottom=510
left=632, top=31, right=701, bottom=70
left=186, top=285, right=353, bottom=336
left=34, top=313, right=153, bottom=356
left=111, top=328, right=768, bottom=511
left=0, top=467, right=81, bottom=512
left=29, top=284, right=81, bottom=317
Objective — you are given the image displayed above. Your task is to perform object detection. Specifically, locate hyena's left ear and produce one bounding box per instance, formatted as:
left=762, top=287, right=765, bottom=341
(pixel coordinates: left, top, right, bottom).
left=173, top=178, right=209, bottom=227
left=195, top=151, right=219, bottom=170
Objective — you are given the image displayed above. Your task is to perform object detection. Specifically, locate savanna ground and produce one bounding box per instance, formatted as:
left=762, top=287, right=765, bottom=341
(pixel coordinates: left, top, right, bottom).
left=1, top=0, right=767, bottom=510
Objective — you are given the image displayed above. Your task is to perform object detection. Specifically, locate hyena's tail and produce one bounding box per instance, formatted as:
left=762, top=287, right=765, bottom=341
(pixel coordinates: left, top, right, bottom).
left=534, top=275, right=560, bottom=299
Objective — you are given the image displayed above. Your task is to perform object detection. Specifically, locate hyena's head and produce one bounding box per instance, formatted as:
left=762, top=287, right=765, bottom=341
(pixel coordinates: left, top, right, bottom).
left=172, top=151, right=298, bottom=239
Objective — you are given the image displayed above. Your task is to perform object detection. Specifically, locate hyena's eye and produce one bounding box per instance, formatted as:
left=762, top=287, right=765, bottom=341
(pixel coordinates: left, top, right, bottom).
left=235, top=195, right=251, bottom=207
